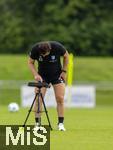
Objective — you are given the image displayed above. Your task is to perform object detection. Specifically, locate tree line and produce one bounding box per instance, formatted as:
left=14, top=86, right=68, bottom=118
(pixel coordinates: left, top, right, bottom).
left=0, top=0, right=113, bottom=56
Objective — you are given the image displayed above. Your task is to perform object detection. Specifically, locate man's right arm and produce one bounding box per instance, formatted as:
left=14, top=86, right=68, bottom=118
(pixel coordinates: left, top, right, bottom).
left=28, top=57, right=43, bottom=81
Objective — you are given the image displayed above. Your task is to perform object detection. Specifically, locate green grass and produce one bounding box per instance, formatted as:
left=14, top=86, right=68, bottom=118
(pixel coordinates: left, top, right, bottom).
left=97, top=90, right=113, bottom=106
left=0, top=106, right=113, bottom=150
left=0, top=55, right=113, bottom=149
left=0, top=55, right=113, bottom=106
left=0, top=55, right=113, bottom=81
left=0, top=54, right=32, bottom=80
left=74, top=57, right=113, bottom=81
left=0, top=89, right=20, bottom=105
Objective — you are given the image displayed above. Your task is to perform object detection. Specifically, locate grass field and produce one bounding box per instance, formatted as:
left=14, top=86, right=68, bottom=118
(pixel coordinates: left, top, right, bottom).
left=0, top=55, right=113, bottom=106
left=0, top=55, right=113, bottom=149
left=0, top=106, right=113, bottom=150
left=0, top=55, right=113, bottom=81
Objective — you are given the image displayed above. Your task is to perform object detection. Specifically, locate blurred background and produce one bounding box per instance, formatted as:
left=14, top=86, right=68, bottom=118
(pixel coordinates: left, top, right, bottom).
left=0, top=0, right=113, bottom=106
left=0, top=1, right=113, bottom=150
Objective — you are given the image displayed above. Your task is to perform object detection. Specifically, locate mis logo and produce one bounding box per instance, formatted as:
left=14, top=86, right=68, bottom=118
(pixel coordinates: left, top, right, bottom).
left=0, top=125, right=50, bottom=150
left=6, top=126, right=47, bottom=146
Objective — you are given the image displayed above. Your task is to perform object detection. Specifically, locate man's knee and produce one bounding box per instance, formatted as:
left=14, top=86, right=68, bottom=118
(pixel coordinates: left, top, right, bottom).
left=56, top=95, right=64, bottom=104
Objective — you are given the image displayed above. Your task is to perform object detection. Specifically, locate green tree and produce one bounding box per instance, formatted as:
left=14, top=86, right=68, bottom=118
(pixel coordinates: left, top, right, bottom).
left=0, top=0, right=113, bottom=56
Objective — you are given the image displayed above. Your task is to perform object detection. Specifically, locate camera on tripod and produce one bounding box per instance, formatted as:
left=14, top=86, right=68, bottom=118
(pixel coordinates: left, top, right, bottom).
left=22, top=81, right=52, bottom=130
left=28, top=81, right=50, bottom=88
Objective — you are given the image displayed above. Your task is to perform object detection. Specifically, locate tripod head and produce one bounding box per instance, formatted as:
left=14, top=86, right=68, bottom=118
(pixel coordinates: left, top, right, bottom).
left=28, top=81, right=50, bottom=88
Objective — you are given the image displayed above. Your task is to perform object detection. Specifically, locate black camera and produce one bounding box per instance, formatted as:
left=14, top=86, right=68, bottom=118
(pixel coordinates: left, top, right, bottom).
left=28, top=81, right=50, bottom=88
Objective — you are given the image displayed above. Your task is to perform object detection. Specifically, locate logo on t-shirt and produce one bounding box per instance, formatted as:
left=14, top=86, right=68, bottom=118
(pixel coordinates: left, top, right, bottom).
left=51, top=55, right=55, bottom=60
left=49, top=55, right=57, bottom=63
left=39, top=56, right=43, bottom=62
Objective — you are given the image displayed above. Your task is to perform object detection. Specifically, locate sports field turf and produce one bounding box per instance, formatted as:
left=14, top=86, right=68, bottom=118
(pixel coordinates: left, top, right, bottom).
left=0, top=55, right=113, bottom=149
left=0, top=55, right=113, bottom=106
left=0, top=106, right=113, bottom=150
left=0, top=55, right=113, bottom=81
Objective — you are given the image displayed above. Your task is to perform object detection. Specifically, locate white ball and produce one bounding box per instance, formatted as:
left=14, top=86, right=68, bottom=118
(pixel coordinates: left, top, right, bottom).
left=8, top=103, right=19, bottom=112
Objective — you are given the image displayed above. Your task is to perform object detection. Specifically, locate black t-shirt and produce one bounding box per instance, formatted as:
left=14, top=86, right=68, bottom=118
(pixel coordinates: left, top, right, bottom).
left=29, top=41, right=66, bottom=79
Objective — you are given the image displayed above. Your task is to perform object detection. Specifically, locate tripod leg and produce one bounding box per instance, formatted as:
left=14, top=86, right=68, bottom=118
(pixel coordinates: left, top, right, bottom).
left=22, top=93, right=38, bottom=127
left=40, top=93, right=52, bottom=130
left=37, top=92, right=41, bottom=126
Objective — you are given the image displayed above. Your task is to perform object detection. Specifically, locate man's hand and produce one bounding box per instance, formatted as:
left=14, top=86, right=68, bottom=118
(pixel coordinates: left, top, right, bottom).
left=59, top=72, right=66, bottom=81
left=34, top=74, right=43, bottom=82
left=28, top=57, right=43, bottom=82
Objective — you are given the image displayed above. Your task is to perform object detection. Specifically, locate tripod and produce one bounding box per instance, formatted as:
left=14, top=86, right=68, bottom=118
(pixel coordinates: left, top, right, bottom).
left=22, top=81, right=52, bottom=130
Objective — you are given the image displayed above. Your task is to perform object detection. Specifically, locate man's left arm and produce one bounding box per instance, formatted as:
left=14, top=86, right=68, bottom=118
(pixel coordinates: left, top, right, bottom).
left=62, top=51, right=69, bottom=71
left=59, top=50, right=69, bottom=81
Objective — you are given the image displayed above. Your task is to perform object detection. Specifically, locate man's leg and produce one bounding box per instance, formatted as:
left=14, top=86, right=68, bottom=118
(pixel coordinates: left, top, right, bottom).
left=34, top=87, right=47, bottom=125
left=53, top=82, right=66, bottom=130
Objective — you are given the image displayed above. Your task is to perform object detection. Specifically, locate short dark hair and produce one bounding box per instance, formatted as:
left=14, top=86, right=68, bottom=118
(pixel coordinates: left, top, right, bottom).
left=38, top=42, right=51, bottom=55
